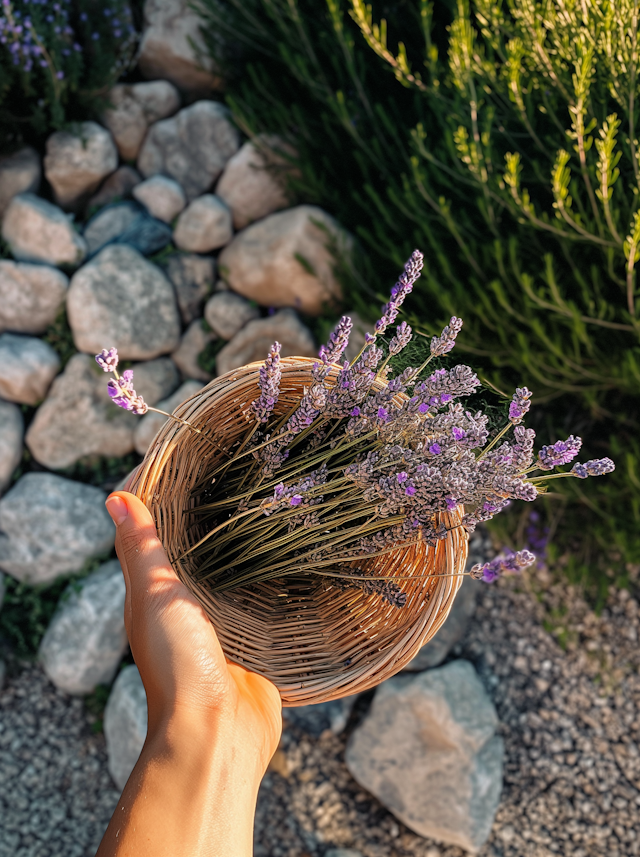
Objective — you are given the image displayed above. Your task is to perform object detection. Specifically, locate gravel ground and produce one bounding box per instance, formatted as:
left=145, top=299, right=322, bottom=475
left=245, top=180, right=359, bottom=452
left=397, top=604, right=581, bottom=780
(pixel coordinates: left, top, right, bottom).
left=1, top=561, right=639, bottom=857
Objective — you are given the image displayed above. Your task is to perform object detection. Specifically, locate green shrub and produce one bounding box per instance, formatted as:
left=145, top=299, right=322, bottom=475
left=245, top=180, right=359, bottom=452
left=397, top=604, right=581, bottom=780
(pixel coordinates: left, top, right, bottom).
left=0, top=0, right=137, bottom=146
left=197, top=0, right=640, bottom=592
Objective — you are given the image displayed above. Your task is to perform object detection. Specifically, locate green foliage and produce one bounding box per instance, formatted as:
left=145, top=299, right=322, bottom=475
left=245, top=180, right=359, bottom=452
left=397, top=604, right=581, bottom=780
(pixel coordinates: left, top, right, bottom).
left=198, top=323, right=227, bottom=374
left=60, top=451, right=142, bottom=492
left=0, top=552, right=112, bottom=659
left=83, top=683, right=111, bottom=733
left=0, top=0, right=137, bottom=147
left=196, top=0, right=640, bottom=590
left=42, top=306, right=76, bottom=368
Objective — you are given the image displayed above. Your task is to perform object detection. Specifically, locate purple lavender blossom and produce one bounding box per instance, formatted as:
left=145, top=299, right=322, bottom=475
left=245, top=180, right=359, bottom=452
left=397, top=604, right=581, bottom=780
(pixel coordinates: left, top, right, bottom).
left=374, top=250, right=423, bottom=337
left=470, top=549, right=536, bottom=582
left=537, top=435, right=582, bottom=470
left=571, top=458, right=615, bottom=478
left=509, top=387, right=532, bottom=423
left=251, top=341, right=282, bottom=423
left=318, top=316, right=353, bottom=366
left=430, top=317, right=463, bottom=357
left=95, top=347, right=118, bottom=373
left=388, top=321, right=412, bottom=356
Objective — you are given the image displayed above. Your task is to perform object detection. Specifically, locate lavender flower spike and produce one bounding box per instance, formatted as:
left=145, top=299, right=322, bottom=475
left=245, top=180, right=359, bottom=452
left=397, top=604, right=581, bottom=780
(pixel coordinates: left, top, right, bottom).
left=571, top=458, right=615, bottom=478
left=509, top=387, right=532, bottom=423
left=430, top=316, right=463, bottom=357
left=251, top=341, right=282, bottom=423
left=95, top=347, right=119, bottom=373
left=470, top=548, right=536, bottom=582
left=374, top=250, right=424, bottom=337
left=389, top=321, right=412, bottom=356
left=537, top=435, right=582, bottom=470
left=319, top=316, right=353, bottom=365
left=106, top=370, right=148, bottom=414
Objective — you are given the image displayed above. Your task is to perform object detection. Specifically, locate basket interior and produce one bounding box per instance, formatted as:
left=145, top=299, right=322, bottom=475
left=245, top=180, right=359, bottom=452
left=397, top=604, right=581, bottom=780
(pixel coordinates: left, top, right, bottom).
left=130, top=358, right=468, bottom=705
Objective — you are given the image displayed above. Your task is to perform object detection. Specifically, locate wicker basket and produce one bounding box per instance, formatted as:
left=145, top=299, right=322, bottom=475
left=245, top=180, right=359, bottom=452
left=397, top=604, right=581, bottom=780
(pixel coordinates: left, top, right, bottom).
left=129, top=357, right=469, bottom=706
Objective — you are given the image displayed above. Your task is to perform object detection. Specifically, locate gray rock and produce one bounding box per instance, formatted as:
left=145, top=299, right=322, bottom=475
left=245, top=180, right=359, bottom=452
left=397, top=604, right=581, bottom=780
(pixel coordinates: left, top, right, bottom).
left=133, top=380, right=202, bottom=454
left=25, top=353, right=137, bottom=469
left=104, top=665, right=148, bottom=791
left=138, top=0, right=222, bottom=94
left=345, top=660, right=504, bottom=853
left=44, top=122, right=118, bottom=210
left=0, top=260, right=68, bottom=335
left=218, top=205, right=348, bottom=316
left=117, top=212, right=173, bottom=256
left=216, top=309, right=315, bottom=377
left=88, top=166, right=142, bottom=211
left=0, top=146, right=41, bottom=220
left=0, top=473, right=114, bottom=585
left=324, top=851, right=364, bottom=857
left=83, top=202, right=141, bottom=256
left=173, top=194, right=232, bottom=252
left=133, top=175, right=186, bottom=223
left=216, top=135, right=295, bottom=229
left=164, top=253, right=215, bottom=324
left=171, top=319, right=216, bottom=382
left=131, top=356, right=180, bottom=405
left=0, top=399, right=23, bottom=494
left=39, top=560, right=128, bottom=695
left=402, top=577, right=479, bottom=671
left=1, top=193, right=87, bottom=267
left=204, top=291, right=259, bottom=340
left=67, top=244, right=181, bottom=360
left=102, top=80, right=181, bottom=161
left=283, top=694, right=359, bottom=737
left=0, top=333, right=60, bottom=406
left=137, top=101, right=240, bottom=201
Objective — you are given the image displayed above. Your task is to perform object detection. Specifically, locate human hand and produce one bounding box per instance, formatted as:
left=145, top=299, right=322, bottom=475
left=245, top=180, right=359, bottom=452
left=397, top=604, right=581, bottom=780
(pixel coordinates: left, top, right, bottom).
left=97, top=491, right=282, bottom=857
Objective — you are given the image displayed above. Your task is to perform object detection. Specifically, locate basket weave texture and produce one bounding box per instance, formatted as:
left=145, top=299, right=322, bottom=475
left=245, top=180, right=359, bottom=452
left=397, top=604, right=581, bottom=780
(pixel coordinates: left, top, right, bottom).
left=129, top=357, right=469, bottom=706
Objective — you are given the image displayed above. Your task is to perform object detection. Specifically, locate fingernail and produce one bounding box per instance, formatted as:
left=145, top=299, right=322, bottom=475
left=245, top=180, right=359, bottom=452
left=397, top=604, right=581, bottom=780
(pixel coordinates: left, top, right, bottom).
left=106, top=495, right=128, bottom=526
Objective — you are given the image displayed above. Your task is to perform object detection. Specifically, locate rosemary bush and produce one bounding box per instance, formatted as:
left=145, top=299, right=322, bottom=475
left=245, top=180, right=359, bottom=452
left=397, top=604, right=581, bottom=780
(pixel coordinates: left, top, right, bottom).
left=196, top=0, right=640, bottom=590
left=0, top=0, right=137, bottom=145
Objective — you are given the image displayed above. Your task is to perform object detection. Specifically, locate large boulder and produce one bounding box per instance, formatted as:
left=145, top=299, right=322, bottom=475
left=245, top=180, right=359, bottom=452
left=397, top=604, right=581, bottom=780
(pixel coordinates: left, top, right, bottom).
left=164, top=253, right=215, bottom=324
left=102, top=80, right=181, bottom=161
left=216, top=310, right=315, bottom=376
left=0, top=146, right=41, bottom=221
left=1, top=193, right=87, bottom=267
left=104, top=665, right=148, bottom=790
left=0, top=333, right=60, bottom=406
left=345, top=660, right=504, bottom=853
left=137, top=101, right=239, bottom=201
left=216, top=136, right=295, bottom=229
left=39, top=560, right=128, bottom=695
left=26, top=354, right=180, bottom=469
left=171, top=320, right=216, bottom=382
left=132, top=175, right=186, bottom=223
left=88, top=166, right=142, bottom=211
left=172, top=194, right=232, bottom=252
left=138, top=0, right=221, bottom=94
left=0, top=261, right=68, bottom=335
left=133, top=380, right=202, bottom=454
left=67, top=244, right=181, bottom=360
left=44, top=122, right=118, bottom=211
left=0, top=400, right=24, bottom=494
left=0, top=473, right=114, bottom=585
left=402, top=577, right=479, bottom=671
left=218, top=206, right=348, bottom=316
left=204, top=291, right=259, bottom=341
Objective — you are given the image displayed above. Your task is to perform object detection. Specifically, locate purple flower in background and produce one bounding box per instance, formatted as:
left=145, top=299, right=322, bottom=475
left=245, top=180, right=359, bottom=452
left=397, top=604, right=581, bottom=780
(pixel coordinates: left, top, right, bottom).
left=251, top=341, right=282, bottom=423
left=470, top=549, right=536, bottom=583
left=95, top=347, right=118, bottom=373
left=571, top=458, right=615, bottom=478
left=537, top=435, right=582, bottom=470
left=396, top=471, right=408, bottom=483
left=430, top=316, right=463, bottom=357
left=509, top=387, right=532, bottom=423
left=429, top=442, right=442, bottom=455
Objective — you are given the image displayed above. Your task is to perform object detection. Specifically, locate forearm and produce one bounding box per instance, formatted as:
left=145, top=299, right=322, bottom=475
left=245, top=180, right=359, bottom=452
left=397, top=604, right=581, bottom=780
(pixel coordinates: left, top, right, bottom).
left=96, top=713, right=262, bottom=857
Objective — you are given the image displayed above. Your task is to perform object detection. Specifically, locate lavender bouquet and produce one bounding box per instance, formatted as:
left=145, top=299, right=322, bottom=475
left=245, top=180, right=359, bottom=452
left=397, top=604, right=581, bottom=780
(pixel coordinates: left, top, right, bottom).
left=97, top=250, right=614, bottom=604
